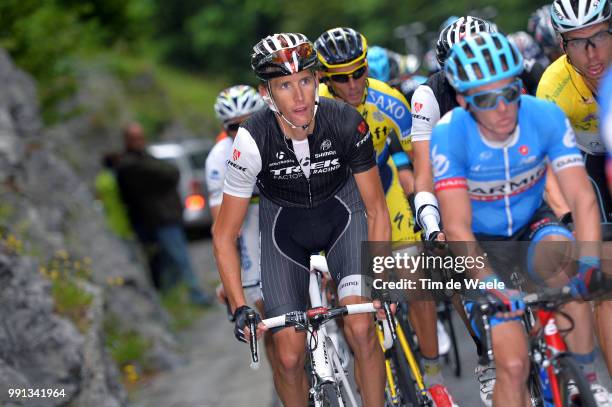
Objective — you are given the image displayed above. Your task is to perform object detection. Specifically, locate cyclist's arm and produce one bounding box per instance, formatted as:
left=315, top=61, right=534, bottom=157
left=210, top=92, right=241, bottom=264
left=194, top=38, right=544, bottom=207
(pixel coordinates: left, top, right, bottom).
left=387, top=130, right=414, bottom=195
left=205, top=147, right=226, bottom=225
left=213, top=195, right=250, bottom=311
left=555, top=166, right=600, bottom=242
left=213, top=128, right=261, bottom=312
left=354, top=167, right=391, bottom=241
left=544, top=165, right=571, bottom=218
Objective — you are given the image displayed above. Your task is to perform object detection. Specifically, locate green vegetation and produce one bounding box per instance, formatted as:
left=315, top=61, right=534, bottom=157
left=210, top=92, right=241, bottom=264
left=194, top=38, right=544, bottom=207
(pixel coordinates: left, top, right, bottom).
left=42, top=251, right=94, bottom=333
left=160, top=283, right=206, bottom=331
left=0, top=0, right=554, bottom=129
left=104, top=315, right=151, bottom=370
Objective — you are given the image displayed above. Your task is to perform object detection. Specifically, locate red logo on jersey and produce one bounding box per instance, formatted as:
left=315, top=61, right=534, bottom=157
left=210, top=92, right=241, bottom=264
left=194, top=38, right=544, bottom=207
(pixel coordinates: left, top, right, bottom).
left=414, top=102, right=423, bottom=113
left=519, top=145, right=529, bottom=156
left=233, top=148, right=241, bottom=161
left=357, top=120, right=367, bottom=135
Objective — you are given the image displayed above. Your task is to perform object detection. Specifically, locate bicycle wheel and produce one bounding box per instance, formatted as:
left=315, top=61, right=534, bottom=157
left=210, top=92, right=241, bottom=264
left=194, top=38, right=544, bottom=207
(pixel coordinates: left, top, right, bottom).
left=320, top=382, right=342, bottom=407
left=390, top=314, right=430, bottom=406
left=439, top=301, right=462, bottom=377
left=554, top=355, right=597, bottom=407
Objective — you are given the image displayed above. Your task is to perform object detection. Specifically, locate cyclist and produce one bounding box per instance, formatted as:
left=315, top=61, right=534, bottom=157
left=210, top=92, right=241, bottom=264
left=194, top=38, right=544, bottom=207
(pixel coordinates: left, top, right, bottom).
left=315, top=27, right=457, bottom=406
left=507, top=31, right=547, bottom=95
left=213, top=32, right=390, bottom=407
left=206, top=85, right=276, bottom=364
left=603, top=68, right=612, bottom=187
left=410, top=15, right=500, bottom=406
left=537, top=0, right=612, bottom=379
left=433, top=31, right=605, bottom=406
left=528, top=5, right=564, bottom=66
left=367, top=45, right=391, bottom=82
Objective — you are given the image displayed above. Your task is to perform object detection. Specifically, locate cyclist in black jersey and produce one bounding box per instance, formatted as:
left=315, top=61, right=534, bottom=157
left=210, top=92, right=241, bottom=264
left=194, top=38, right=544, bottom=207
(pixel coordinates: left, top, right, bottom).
left=212, top=33, right=391, bottom=407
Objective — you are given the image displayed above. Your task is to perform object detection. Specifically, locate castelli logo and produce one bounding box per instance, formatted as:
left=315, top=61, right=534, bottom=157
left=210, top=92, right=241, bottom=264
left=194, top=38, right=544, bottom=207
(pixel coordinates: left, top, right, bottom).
left=519, top=145, right=529, bottom=156
left=414, top=102, right=423, bottom=113
left=357, top=120, right=367, bottom=135
left=233, top=148, right=241, bottom=161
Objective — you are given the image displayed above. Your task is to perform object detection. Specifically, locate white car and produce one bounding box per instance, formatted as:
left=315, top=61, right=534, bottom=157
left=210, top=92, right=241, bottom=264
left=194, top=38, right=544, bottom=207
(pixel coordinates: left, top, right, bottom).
left=148, top=139, right=213, bottom=231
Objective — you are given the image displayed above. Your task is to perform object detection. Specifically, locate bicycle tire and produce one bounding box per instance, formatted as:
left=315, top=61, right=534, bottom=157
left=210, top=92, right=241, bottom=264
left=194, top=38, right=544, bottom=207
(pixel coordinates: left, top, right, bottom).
left=391, top=313, right=430, bottom=406
left=320, top=382, right=342, bottom=407
left=555, top=354, right=597, bottom=407
left=440, top=301, right=462, bottom=377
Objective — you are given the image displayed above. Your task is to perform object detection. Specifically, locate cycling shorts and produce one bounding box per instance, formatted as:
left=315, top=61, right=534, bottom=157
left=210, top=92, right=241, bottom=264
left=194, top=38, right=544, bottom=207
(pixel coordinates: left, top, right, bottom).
left=465, top=203, right=573, bottom=339
left=259, top=176, right=369, bottom=325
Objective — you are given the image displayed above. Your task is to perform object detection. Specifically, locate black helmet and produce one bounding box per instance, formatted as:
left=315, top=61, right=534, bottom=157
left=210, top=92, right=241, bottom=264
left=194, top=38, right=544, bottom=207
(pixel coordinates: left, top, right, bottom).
left=436, top=16, right=497, bottom=67
left=251, top=33, right=319, bottom=81
left=314, top=27, right=367, bottom=70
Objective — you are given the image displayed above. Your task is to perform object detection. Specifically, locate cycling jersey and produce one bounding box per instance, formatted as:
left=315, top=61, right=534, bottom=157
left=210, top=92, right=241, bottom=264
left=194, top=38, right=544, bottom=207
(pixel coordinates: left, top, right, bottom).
left=537, top=55, right=612, bottom=223
left=222, top=98, right=376, bottom=321
left=537, top=55, right=602, bottom=155
left=431, top=95, right=583, bottom=237
left=319, top=78, right=419, bottom=242
left=224, top=97, right=375, bottom=208
left=410, top=71, right=458, bottom=143
left=602, top=68, right=612, bottom=158
left=205, top=136, right=261, bottom=289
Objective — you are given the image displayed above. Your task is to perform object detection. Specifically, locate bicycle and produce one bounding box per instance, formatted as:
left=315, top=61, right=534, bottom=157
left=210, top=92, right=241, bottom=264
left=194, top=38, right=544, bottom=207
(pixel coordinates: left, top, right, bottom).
left=476, top=286, right=597, bottom=407
left=247, top=254, right=393, bottom=407
left=377, top=300, right=434, bottom=407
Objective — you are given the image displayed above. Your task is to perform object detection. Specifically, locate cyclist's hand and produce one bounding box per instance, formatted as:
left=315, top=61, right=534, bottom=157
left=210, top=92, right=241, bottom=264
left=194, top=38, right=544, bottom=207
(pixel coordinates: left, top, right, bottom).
left=373, top=299, right=396, bottom=320
left=567, top=256, right=603, bottom=299
left=481, top=277, right=525, bottom=319
left=233, top=305, right=264, bottom=343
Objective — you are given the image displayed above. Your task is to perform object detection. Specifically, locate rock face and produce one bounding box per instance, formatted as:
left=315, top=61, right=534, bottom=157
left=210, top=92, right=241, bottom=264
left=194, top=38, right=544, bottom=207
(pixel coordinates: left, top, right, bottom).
left=0, top=49, right=181, bottom=405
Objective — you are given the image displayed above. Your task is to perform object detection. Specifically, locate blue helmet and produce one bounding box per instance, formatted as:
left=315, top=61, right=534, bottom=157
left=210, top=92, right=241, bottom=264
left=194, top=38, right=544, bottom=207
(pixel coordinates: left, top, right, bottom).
left=367, top=46, right=390, bottom=82
left=444, top=32, right=524, bottom=93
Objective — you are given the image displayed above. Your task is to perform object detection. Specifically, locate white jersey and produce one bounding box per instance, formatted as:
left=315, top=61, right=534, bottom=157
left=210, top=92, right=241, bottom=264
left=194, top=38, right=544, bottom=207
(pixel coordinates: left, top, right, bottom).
left=410, top=85, right=441, bottom=143
left=205, top=136, right=261, bottom=291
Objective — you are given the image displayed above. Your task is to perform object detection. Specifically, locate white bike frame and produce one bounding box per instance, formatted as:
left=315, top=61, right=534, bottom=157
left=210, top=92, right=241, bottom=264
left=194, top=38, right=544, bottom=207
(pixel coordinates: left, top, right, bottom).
left=308, top=254, right=357, bottom=407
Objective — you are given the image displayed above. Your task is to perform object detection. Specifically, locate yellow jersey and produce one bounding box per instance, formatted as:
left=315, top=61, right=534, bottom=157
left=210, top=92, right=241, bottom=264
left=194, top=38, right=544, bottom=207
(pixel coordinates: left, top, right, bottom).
left=320, top=78, right=418, bottom=242
left=536, top=55, right=603, bottom=155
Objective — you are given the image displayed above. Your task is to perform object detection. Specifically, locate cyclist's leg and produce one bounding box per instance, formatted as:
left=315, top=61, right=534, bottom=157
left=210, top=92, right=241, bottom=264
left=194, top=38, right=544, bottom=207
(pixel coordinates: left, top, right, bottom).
left=466, top=302, right=530, bottom=407
left=260, top=198, right=311, bottom=406
left=387, top=178, right=443, bottom=387
left=525, top=210, right=603, bottom=386
left=587, top=155, right=612, bottom=376
left=326, top=182, right=385, bottom=407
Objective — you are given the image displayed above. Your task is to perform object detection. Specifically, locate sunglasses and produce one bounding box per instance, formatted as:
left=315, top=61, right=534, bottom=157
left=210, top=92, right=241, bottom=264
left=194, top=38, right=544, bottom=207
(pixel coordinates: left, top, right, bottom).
left=224, top=122, right=242, bottom=132
left=563, top=29, right=612, bottom=53
left=266, top=43, right=315, bottom=65
left=327, top=64, right=367, bottom=83
left=464, top=80, right=522, bottom=110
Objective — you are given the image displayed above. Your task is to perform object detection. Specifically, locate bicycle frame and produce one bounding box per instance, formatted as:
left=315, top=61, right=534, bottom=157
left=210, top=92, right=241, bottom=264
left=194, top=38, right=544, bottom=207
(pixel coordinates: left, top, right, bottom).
left=529, top=309, right=569, bottom=407
left=377, top=307, right=430, bottom=405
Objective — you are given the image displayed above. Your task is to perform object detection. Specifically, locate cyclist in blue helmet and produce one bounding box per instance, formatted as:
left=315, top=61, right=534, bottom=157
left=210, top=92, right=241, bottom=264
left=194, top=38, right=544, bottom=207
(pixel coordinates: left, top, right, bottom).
left=367, top=45, right=391, bottom=82
left=434, top=32, right=603, bottom=406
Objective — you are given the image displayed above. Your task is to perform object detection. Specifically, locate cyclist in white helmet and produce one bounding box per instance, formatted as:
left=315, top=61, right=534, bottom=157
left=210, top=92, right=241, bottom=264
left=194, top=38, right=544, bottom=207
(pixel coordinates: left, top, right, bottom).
left=206, top=86, right=272, bottom=357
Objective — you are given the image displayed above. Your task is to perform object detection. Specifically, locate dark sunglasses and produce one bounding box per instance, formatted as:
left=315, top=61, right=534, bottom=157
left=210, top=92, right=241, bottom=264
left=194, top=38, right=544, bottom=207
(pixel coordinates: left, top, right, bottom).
left=464, top=80, right=523, bottom=110
left=327, top=65, right=367, bottom=83
left=224, top=122, right=241, bottom=132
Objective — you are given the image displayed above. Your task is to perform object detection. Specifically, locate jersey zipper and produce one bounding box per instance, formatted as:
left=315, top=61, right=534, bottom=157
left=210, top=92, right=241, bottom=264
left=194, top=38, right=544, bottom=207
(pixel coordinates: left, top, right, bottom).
left=284, top=135, right=313, bottom=207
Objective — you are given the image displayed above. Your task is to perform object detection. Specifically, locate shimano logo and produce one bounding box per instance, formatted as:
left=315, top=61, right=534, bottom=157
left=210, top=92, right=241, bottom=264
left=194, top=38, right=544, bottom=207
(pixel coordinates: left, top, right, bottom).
left=314, top=150, right=336, bottom=158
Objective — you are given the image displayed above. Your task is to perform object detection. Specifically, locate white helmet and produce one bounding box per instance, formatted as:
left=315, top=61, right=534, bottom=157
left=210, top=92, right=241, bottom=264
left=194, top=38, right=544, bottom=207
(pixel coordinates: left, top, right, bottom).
left=551, top=0, right=611, bottom=33
left=214, top=85, right=265, bottom=123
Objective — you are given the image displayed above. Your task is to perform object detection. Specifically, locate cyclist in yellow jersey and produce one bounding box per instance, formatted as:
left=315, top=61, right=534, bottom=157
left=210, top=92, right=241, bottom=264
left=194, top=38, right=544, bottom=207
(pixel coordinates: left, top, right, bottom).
left=537, top=0, right=612, bottom=394
left=315, top=27, right=459, bottom=407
